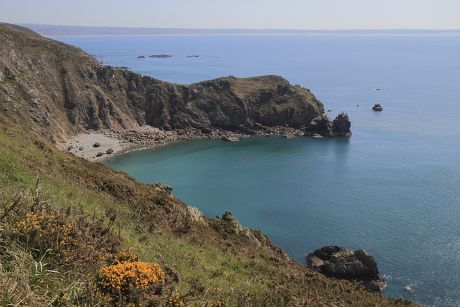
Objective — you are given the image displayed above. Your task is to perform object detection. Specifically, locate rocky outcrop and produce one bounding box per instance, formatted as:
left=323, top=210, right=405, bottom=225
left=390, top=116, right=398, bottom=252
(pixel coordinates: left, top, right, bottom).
left=306, top=246, right=386, bottom=292
left=0, top=23, right=336, bottom=142
left=221, top=212, right=261, bottom=246
left=186, top=206, right=207, bottom=226
left=304, top=112, right=351, bottom=137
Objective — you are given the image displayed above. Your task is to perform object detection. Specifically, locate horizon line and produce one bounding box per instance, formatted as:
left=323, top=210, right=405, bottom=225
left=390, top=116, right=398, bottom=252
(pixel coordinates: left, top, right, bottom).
left=18, top=23, right=460, bottom=32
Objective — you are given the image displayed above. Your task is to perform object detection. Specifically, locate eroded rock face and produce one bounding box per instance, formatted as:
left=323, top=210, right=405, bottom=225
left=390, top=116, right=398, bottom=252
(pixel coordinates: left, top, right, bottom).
left=306, top=246, right=385, bottom=292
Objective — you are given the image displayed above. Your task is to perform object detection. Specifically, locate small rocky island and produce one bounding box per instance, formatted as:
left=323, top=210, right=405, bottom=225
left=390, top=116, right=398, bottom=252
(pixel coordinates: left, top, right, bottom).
left=306, top=246, right=386, bottom=292
left=149, top=54, right=172, bottom=58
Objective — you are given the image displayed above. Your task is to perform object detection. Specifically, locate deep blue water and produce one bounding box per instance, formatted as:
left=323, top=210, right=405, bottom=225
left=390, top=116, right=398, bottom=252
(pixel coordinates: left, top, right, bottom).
left=55, top=34, right=460, bottom=306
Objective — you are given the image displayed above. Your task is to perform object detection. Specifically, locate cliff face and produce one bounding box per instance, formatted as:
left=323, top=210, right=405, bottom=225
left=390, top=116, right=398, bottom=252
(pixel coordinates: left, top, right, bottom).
left=0, top=23, right=326, bottom=140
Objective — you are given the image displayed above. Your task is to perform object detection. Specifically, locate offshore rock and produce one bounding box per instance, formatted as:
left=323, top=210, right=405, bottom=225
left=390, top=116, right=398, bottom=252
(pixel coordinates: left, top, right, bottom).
left=372, top=104, right=383, bottom=112
left=332, top=112, right=352, bottom=137
left=306, top=246, right=386, bottom=292
left=305, top=112, right=351, bottom=137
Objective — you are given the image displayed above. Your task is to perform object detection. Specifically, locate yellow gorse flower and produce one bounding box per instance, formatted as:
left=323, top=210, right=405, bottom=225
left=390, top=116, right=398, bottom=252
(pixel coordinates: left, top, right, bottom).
left=16, top=211, right=75, bottom=260
left=96, top=255, right=165, bottom=295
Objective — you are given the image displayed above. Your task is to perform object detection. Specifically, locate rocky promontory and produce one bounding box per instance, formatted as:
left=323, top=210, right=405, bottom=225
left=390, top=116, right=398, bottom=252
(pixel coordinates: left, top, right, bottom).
left=0, top=23, right=350, bottom=148
left=306, top=246, right=386, bottom=292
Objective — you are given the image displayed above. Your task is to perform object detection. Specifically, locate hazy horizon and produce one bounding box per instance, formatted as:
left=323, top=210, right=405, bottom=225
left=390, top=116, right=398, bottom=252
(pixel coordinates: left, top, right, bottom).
left=17, top=23, right=460, bottom=31
left=2, top=0, right=460, bottom=30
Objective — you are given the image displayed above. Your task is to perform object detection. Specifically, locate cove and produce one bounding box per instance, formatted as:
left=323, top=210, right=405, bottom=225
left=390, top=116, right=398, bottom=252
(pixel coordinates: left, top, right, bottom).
left=107, top=133, right=460, bottom=305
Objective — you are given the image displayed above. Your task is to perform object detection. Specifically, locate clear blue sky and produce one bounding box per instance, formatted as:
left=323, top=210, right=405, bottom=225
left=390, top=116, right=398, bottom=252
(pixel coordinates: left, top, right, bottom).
left=1, top=0, right=459, bottom=29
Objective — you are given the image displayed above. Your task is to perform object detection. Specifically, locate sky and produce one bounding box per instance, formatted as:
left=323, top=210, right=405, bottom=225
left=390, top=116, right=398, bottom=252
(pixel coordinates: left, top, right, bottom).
left=1, top=0, right=459, bottom=30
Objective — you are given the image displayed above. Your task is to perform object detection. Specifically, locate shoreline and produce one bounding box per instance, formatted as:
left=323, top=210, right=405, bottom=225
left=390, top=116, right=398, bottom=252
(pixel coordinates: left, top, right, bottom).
left=59, top=125, right=305, bottom=162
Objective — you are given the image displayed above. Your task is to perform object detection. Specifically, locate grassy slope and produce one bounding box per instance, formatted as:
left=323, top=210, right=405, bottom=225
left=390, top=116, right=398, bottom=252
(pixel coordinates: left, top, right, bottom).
left=0, top=120, right=414, bottom=306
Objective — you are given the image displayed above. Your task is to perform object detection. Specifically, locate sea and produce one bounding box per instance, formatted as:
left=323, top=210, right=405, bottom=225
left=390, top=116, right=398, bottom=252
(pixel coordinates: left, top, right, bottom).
left=54, top=32, right=460, bottom=306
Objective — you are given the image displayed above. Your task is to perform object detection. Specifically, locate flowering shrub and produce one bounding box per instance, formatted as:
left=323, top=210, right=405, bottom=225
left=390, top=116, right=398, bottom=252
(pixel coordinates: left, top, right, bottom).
left=15, top=211, right=75, bottom=261
left=96, top=252, right=166, bottom=302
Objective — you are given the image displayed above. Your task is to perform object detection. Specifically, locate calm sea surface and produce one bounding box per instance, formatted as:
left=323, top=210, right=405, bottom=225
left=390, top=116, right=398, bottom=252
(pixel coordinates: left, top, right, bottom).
left=55, top=34, right=460, bottom=306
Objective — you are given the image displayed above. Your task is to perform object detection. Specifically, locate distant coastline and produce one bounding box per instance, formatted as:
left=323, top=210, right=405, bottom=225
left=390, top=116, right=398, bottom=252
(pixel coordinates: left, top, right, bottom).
left=21, top=23, right=460, bottom=37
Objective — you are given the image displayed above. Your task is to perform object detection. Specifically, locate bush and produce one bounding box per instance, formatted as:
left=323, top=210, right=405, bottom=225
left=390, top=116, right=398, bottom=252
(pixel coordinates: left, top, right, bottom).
left=96, top=252, right=166, bottom=304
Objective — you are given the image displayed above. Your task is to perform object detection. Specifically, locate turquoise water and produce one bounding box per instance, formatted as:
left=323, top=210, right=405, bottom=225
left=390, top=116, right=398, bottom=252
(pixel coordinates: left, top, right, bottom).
left=56, top=34, right=460, bottom=306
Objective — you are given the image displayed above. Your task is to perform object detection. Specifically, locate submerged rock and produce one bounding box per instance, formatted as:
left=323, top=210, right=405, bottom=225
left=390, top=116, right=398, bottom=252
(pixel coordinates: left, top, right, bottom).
left=372, top=104, right=383, bottom=112
left=221, top=136, right=240, bottom=142
left=306, top=246, right=386, bottom=292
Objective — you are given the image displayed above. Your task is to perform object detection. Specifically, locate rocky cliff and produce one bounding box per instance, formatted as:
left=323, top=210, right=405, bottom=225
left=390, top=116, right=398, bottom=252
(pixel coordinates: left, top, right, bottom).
left=0, top=23, right=349, bottom=142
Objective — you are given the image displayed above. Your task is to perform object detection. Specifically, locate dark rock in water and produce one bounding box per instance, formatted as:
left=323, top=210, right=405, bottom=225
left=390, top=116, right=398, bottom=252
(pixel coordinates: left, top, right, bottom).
left=137, top=55, right=145, bottom=59
left=306, top=246, right=386, bottom=292
left=333, top=112, right=352, bottom=137
left=93, top=142, right=101, bottom=148
left=221, top=136, right=240, bottom=142
left=305, top=113, right=351, bottom=137
left=372, top=104, right=383, bottom=112
left=106, top=148, right=114, bottom=154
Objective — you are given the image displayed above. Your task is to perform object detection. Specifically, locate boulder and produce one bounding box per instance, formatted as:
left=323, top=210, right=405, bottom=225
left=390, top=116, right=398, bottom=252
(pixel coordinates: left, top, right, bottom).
left=96, top=152, right=104, bottom=157
left=306, top=246, right=386, bottom=292
left=93, top=142, right=101, bottom=148
left=372, top=104, right=383, bottom=112
left=106, top=148, right=114, bottom=154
